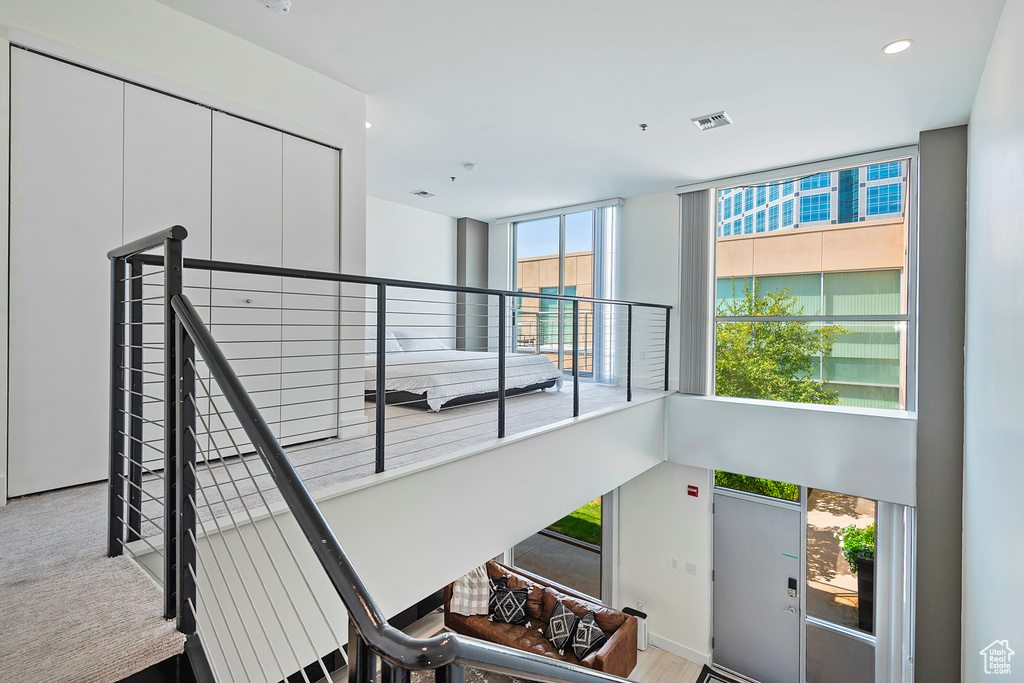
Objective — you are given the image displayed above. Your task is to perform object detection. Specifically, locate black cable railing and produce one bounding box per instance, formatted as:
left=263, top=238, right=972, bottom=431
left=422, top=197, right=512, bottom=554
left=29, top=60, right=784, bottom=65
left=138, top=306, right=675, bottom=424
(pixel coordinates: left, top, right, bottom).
left=108, top=227, right=672, bottom=682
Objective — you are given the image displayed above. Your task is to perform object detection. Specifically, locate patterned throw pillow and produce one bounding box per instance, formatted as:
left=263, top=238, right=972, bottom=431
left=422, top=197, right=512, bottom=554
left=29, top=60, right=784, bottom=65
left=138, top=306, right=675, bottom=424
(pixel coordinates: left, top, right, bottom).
left=491, top=587, right=529, bottom=625
left=571, top=612, right=607, bottom=660
left=488, top=576, right=509, bottom=614
left=543, top=600, right=580, bottom=654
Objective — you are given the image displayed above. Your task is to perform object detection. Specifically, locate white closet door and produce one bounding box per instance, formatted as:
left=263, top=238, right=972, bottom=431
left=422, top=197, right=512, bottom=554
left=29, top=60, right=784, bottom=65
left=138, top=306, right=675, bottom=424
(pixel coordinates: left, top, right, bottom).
left=280, top=134, right=341, bottom=446
left=210, top=113, right=284, bottom=450
left=123, top=84, right=213, bottom=464
left=8, top=50, right=124, bottom=496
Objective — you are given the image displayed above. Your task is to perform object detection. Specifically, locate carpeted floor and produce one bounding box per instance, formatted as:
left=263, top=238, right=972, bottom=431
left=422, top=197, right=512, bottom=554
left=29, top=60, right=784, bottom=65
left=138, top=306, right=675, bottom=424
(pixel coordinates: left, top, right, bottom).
left=0, top=484, right=184, bottom=682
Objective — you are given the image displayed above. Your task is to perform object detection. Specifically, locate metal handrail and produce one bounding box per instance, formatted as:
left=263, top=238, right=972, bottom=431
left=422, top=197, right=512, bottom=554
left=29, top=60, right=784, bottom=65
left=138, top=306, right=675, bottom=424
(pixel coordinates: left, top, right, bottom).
left=107, top=225, right=188, bottom=260
left=170, top=292, right=630, bottom=683
left=133, top=253, right=671, bottom=311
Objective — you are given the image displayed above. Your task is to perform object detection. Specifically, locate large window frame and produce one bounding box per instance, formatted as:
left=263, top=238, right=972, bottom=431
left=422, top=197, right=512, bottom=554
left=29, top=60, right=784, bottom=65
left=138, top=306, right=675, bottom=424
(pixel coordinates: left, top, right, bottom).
left=710, top=153, right=919, bottom=413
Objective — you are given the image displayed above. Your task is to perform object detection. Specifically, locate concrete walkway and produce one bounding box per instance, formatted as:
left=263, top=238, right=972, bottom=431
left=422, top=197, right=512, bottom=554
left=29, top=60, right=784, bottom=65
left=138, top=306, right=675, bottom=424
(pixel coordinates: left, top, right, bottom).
left=512, top=533, right=601, bottom=598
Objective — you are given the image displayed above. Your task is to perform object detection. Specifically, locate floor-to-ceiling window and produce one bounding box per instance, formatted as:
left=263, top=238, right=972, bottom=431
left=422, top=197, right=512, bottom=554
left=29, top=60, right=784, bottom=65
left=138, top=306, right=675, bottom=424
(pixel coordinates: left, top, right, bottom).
left=513, top=205, right=617, bottom=381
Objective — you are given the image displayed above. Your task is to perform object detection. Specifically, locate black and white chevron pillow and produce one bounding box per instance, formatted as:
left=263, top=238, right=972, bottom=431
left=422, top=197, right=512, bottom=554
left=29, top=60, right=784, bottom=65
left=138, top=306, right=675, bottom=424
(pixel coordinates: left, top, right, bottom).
left=571, top=612, right=607, bottom=660
left=490, top=587, right=529, bottom=625
left=543, top=600, right=580, bottom=654
left=488, top=576, right=509, bottom=614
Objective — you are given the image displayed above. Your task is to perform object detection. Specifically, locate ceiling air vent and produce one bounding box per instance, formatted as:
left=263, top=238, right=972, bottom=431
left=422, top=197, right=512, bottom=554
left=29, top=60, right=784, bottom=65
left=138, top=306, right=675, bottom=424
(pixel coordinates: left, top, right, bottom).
left=411, top=190, right=435, bottom=198
left=691, top=111, right=733, bottom=131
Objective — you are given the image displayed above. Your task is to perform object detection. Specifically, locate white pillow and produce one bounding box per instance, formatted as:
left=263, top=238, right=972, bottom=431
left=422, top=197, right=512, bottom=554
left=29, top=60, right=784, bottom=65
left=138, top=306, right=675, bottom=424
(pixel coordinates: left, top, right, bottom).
left=393, top=329, right=450, bottom=352
left=364, top=331, right=404, bottom=354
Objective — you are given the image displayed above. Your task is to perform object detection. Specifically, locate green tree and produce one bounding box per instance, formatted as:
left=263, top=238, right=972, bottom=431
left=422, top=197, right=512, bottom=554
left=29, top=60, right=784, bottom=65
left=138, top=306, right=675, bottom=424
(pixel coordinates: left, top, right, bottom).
left=716, top=281, right=845, bottom=405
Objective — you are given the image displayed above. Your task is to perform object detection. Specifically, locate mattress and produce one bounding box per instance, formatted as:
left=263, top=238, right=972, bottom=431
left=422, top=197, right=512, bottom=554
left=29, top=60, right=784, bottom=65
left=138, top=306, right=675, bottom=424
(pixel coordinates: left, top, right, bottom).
left=364, top=350, right=563, bottom=411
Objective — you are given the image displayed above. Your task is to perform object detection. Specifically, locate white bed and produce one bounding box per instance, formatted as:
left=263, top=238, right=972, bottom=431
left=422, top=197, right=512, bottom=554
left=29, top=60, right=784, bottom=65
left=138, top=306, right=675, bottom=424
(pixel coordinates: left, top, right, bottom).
left=364, top=348, right=563, bottom=411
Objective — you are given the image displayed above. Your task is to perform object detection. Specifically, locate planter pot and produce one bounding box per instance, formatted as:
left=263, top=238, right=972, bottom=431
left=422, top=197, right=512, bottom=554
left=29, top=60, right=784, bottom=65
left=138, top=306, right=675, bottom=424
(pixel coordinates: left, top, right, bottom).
left=856, top=554, right=874, bottom=633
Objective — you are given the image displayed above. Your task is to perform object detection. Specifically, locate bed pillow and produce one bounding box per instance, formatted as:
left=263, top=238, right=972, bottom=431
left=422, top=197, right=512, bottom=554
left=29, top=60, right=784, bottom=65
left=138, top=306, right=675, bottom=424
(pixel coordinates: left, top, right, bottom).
left=393, top=329, right=450, bottom=352
left=365, top=332, right=404, bottom=354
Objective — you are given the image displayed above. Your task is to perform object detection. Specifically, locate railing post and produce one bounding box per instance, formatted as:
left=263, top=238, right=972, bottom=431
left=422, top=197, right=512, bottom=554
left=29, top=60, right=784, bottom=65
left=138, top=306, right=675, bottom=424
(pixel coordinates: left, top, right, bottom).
left=348, top=618, right=377, bottom=683
left=436, top=664, right=466, bottom=683
left=108, top=257, right=127, bottom=558
left=375, top=283, right=387, bottom=473
left=164, top=236, right=184, bottom=620
left=627, top=305, right=633, bottom=402
left=127, top=259, right=144, bottom=542
left=175, top=316, right=198, bottom=635
left=573, top=299, right=580, bottom=418
left=381, top=660, right=410, bottom=683
left=498, top=293, right=506, bottom=438
left=663, top=308, right=671, bottom=391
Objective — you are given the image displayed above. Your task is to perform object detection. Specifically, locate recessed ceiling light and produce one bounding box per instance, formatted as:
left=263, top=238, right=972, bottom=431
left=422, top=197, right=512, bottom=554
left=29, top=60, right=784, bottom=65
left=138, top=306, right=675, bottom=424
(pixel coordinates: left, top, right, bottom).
left=883, top=39, right=913, bottom=55
left=365, top=121, right=372, bottom=129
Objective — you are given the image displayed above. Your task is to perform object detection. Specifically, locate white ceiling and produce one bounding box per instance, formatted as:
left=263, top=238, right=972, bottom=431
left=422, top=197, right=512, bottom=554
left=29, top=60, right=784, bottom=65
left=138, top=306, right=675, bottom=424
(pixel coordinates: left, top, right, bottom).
left=157, top=0, right=1006, bottom=222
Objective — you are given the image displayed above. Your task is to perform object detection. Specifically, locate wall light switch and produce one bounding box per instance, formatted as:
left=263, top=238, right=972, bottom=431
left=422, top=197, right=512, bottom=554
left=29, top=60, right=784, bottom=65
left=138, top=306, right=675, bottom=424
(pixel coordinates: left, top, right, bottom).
left=686, top=562, right=697, bottom=575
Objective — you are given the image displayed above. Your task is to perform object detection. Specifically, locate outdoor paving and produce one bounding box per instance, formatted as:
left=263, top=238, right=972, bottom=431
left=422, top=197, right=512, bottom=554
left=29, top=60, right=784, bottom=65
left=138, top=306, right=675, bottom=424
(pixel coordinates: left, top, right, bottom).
left=806, top=489, right=875, bottom=630
left=512, top=533, right=601, bottom=598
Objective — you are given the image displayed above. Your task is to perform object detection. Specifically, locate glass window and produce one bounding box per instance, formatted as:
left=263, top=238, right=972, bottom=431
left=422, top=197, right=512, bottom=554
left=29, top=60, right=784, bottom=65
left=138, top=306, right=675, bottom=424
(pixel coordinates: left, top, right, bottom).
left=745, top=189, right=754, bottom=212
left=724, top=195, right=733, bottom=219
left=801, top=173, right=831, bottom=190
left=801, top=193, right=831, bottom=223
left=866, top=161, right=902, bottom=181
left=782, top=199, right=794, bottom=226
left=715, top=470, right=799, bottom=502
left=769, top=182, right=779, bottom=202
left=714, top=159, right=912, bottom=412
left=733, top=219, right=741, bottom=234
left=757, top=185, right=766, bottom=206
left=866, top=184, right=902, bottom=215
left=513, top=496, right=603, bottom=598
left=783, top=179, right=794, bottom=195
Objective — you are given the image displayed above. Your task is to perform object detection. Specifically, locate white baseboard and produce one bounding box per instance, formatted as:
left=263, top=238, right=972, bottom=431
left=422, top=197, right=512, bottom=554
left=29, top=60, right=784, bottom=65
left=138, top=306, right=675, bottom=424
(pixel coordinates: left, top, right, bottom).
left=648, top=633, right=711, bottom=666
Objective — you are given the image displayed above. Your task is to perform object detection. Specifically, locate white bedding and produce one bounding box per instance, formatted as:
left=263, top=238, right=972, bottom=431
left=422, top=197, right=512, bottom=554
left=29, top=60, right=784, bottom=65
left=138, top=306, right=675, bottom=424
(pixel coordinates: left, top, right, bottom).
left=365, top=350, right=563, bottom=411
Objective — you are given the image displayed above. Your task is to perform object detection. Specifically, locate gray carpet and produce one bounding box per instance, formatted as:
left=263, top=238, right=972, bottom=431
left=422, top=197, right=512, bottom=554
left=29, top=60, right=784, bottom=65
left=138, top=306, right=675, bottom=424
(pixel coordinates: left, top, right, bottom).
left=0, top=485, right=184, bottom=682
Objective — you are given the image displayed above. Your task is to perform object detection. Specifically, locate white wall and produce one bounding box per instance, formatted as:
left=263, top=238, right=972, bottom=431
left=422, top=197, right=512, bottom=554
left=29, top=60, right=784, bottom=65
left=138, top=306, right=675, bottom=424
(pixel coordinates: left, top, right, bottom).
left=618, top=461, right=712, bottom=665
left=618, top=191, right=681, bottom=389
left=667, top=395, right=917, bottom=506
left=366, top=196, right=458, bottom=342
left=0, top=0, right=368, bottom=503
left=963, top=1, right=1024, bottom=679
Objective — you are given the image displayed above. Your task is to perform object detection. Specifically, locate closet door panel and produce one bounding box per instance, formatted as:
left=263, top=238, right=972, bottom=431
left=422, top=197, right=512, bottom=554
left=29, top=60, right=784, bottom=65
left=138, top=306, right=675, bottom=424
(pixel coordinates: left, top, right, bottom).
left=210, top=113, right=283, bottom=449
left=280, top=135, right=341, bottom=446
left=8, top=50, right=124, bottom=495
left=123, top=84, right=214, bottom=462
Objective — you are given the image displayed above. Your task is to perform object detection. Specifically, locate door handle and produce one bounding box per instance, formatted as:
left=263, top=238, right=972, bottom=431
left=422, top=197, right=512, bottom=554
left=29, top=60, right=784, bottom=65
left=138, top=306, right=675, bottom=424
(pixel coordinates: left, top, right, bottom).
left=782, top=607, right=796, bottom=614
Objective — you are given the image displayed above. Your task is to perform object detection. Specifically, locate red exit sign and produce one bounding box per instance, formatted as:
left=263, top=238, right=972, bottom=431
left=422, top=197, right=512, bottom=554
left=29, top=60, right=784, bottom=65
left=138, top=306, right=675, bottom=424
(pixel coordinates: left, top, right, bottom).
left=687, top=485, right=699, bottom=497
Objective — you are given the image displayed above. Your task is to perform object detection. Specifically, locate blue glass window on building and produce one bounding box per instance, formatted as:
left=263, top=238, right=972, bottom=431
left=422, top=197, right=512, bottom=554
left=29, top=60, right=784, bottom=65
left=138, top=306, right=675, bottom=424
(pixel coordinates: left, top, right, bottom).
left=744, top=215, right=754, bottom=234
left=801, top=173, right=831, bottom=191
left=719, top=198, right=724, bottom=222
left=769, top=183, right=779, bottom=202
left=800, top=193, right=830, bottom=223
left=866, top=161, right=902, bottom=181
left=756, top=211, right=766, bottom=232
left=769, top=204, right=779, bottom=230
left=731, top=194, right=740, bottom=217
left=782, top=199, right=793, bottom=226
left=838, top=168, right=859, bottom=224
left=757, top=185, right=766, bottom=206
left=783, top=180, right=794, bottom=195
left=724, top=196, right=732, bottom=220
left=745, top=189, right=754, bottom=212
left=866, top=183, right=902, bottom=215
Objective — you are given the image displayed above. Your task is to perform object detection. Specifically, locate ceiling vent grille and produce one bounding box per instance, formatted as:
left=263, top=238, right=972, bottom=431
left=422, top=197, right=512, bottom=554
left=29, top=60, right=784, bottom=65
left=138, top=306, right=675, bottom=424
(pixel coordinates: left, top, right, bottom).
left=691, top=111, right=733, bottom=131
left=411, top=190, right=435, bottom=198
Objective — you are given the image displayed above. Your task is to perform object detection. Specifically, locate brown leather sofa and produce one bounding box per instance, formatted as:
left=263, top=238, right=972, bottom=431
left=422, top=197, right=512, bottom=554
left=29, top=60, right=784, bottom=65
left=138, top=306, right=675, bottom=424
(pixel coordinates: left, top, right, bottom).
left=444, top=561, right=637, bottom=678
